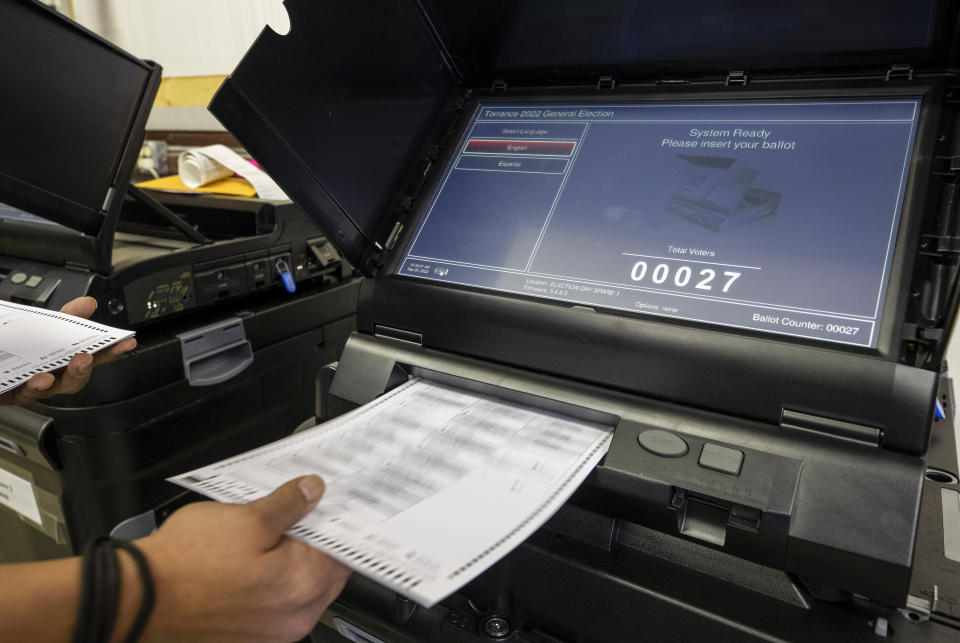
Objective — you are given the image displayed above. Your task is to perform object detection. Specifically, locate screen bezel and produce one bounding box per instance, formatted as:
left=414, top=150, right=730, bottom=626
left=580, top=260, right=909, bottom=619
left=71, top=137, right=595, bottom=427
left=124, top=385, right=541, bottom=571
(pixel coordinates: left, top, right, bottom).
left=385, top=82, right=942, bottom=361
left=0, top=1, right=162, bottom=274
left=420, top=0, right=960, bottom=85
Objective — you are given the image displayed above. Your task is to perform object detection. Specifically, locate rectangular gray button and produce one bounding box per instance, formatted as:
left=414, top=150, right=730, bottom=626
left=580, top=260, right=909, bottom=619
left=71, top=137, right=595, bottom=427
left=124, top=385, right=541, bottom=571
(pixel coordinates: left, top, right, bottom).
left=25, top=275, right=43, bottom=288
left=699, top=443, right=743, bottom=475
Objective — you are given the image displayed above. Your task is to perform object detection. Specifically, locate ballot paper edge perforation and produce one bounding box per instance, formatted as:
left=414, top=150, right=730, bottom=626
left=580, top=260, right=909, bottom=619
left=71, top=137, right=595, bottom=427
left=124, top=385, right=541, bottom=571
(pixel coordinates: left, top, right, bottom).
left=0, top=300, right=109, bottom=332
left=0, top=300, right=135, bottom=394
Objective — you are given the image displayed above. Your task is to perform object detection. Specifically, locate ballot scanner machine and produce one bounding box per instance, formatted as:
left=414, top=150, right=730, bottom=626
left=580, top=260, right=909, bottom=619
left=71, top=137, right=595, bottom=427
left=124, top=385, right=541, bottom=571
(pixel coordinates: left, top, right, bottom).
left=205, top=0, right=960, bottom=640
left=0, top=1, right=348, bottom=328
left=0, top=1, right=359, bottom=562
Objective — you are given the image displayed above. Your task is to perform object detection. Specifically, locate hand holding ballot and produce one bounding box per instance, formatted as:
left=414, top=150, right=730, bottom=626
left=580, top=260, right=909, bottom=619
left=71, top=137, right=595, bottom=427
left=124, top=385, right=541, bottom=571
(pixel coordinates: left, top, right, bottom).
left=133, top=475, right=351, bottom=643
left=173, top=378, right=614, bottom=607
left=0, top=475, right=350, bottom=643
left=0, top=295, right=349, bottom=642
left=0, top=296, right=137, bottom=406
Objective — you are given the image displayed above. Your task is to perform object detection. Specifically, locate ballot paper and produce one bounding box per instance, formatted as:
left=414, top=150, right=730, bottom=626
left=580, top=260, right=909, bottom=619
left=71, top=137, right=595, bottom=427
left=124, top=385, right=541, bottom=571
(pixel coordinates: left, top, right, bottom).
left=178, top=144, right=288, bottom=200
left=0, top=300, right=135, bottom=395
left=171, top=378, right=613, bottom=607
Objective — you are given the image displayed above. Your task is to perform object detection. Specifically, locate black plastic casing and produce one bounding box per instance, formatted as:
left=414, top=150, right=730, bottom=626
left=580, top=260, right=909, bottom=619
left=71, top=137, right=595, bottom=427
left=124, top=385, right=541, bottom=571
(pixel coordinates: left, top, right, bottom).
left=206, top=0, right=960, bottom=613
left=208, top=0, right=959, bottom=456
left=369, top=82, right=949, bottom=457
left=0, top=282, right=359, bottom=559
left=0, top=0, right=162, bottom=274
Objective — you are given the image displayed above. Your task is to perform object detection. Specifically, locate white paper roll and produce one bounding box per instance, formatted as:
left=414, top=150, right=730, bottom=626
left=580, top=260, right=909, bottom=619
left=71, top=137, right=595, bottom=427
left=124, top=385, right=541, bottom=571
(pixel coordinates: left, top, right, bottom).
left=177, top=144, right=287, bottom=200
left=178, top=148, right=234, bottom=187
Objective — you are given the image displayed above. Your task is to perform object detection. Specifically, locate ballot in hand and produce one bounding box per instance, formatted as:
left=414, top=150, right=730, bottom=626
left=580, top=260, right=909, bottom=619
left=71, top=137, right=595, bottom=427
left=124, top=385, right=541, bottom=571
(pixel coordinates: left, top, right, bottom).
left=0, top=296, right=137, bottom=406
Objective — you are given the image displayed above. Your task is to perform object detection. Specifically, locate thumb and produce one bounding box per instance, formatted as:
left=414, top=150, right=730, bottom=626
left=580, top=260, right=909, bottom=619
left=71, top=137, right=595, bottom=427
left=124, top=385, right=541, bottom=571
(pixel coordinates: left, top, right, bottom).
left=59, top=296, right=98, bottom=319
left=245, top=475, right=326, bottom=549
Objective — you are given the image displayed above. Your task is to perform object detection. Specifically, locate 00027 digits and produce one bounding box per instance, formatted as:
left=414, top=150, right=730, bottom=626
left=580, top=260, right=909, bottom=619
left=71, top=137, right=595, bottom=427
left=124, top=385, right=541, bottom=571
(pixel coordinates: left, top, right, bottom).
left=629, top=261, right=741, bottom=293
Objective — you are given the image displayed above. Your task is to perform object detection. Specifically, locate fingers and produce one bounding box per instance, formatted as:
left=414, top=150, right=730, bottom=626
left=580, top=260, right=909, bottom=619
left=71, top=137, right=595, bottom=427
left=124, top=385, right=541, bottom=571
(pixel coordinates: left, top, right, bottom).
left=0, top=373, right=55, bottom=406
left=245, top=476, right=326, bottom=550
left=57, top=297, right=137, bottom=366
left=1, top=353, right=94, bottom=404
left=275, top=544, right=352, bottom=640
left=301, top=562, right=351, bottom=635
left=0, top=343, right=131, bottom=406
left=58, top=296, right=98, bottom=319
left=293, top=573, right=350, bottom=640
left=55, top=353, right=95, bottom=395
left=0, top=295, right=136, bottom=406
left=92, top=337, right=137, bottom=366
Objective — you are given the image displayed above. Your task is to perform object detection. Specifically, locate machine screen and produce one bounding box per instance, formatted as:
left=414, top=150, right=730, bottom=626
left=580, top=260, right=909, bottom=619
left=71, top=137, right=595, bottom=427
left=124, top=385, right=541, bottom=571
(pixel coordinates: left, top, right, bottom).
left=397, top=99, right=921, bottom=347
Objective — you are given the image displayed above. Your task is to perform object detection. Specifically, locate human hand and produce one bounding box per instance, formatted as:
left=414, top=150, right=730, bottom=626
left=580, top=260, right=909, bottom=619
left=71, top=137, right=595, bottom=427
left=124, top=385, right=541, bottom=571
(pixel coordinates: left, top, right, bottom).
left=0, top=296, right=137, bottom=406
left=135, top=475, right=351, bottom=643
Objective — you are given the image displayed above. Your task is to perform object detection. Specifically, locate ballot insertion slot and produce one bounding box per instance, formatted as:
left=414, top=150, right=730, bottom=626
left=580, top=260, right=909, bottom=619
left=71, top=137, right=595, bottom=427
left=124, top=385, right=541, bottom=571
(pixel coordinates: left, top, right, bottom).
left=404, top=365, right=620, bottom=428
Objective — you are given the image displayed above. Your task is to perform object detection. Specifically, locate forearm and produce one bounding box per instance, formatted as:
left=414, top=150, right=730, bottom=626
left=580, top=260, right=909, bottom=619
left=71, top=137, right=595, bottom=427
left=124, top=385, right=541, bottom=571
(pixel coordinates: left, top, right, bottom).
left=0, top=549, right=145, bottom=643
left=0, top=477, right=348, bottom=642
left=0, top=556, right=81, bottom=642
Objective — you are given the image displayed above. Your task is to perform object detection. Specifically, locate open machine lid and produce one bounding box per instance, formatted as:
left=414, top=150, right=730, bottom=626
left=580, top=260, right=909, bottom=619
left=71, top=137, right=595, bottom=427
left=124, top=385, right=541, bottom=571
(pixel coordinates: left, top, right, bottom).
left=0, top=0, right=161, bottom=272
left=209, top=0, right=460, bottom=276
left=422, top=0, right=959, bottom=85
left=209, top=0, right=958, bottom=277
left=208, top=0, right=960, bottom=453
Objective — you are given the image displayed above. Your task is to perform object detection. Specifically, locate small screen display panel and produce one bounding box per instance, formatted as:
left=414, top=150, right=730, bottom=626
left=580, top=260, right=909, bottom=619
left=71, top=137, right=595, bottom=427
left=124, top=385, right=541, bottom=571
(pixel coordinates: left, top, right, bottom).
left=397, top=99, right=921, bottom=348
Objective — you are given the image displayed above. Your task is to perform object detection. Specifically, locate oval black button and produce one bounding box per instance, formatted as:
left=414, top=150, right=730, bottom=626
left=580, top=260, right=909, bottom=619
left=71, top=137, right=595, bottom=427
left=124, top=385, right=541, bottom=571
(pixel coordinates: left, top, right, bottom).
left=637, top=429, right=688, bottom=458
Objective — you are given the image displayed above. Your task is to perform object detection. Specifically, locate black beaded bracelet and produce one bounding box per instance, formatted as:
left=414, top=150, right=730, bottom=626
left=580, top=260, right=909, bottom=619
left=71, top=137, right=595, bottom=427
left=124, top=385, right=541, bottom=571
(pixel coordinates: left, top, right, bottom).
left=72, top=538, right=155, bottom=643
left=112, top=540, right=155, bottom=643
left=95, top=538, right=121, bottom=642
left=71, top=538, right=102, bottom=643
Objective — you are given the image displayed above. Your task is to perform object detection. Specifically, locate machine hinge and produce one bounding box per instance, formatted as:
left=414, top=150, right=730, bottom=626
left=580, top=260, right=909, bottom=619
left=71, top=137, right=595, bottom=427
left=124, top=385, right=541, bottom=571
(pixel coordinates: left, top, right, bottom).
left=384, top=221, right=404, bottom=250
left=898, top=591, right=936, bottom=623
left=491, top=79, right=508, bottom=93
left=920, top=233, right=960, bottom=255
left=100, top=186, right=117, bottom=213
left=902, top=322, right=919, bottom=341
left=900, top=323, right=943, bottom=343
left=780, top=409, right=881, bottom=447
left=597, top=75, right=616, bottom=90
left=933, top=109, right=960, bottom=175
left=885, top=64, right=914, bottom=82
left=725, top=70, right=749, bottom=86
left=932, top=158, right=960, bottom=176
left=374, top=325, right=423, bottom=346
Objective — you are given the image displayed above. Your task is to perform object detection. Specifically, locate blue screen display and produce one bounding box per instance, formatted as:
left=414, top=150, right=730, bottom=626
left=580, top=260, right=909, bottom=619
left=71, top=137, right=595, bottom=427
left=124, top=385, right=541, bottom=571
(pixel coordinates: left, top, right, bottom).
left=397, top=99, right=921, bottom=348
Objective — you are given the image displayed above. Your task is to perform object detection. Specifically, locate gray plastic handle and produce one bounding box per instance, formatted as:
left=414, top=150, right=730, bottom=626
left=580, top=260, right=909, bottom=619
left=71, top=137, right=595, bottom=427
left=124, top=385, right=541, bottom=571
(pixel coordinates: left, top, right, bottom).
left=178, top=317, right=254, bottom=387
left=110, top=508, right=157, bottom=540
